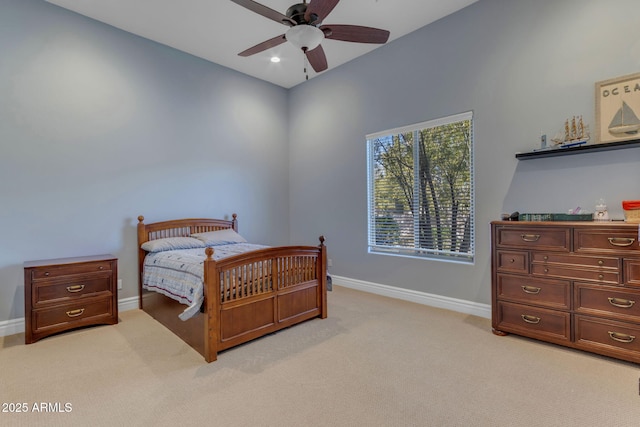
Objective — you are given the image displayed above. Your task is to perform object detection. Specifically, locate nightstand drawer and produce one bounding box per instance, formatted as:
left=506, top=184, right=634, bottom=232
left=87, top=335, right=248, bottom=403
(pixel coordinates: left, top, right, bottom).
left=32, top=297, right=114, bottom=332
left=496, top=274, right=570, bottom=309
left=30, top=261, right=113, bottom=280
left=33, top=273, right=113, bottom=306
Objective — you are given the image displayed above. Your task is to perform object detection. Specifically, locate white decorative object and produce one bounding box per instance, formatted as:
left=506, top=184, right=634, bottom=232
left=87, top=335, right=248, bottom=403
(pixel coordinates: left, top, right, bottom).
left=594, top=199, right=609, bottom=221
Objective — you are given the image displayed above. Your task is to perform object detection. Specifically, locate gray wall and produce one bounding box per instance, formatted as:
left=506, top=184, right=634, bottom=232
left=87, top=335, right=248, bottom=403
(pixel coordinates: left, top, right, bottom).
left=288, top=0, right=640, bottom=305
left=2, top=0, right=640, bottom=325
left=0, top=0, right=289, bottom=321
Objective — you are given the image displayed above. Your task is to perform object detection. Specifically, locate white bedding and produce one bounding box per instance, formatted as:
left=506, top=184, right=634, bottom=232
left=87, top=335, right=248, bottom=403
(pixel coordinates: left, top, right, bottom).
left=142, top=243, right=267, bottom=320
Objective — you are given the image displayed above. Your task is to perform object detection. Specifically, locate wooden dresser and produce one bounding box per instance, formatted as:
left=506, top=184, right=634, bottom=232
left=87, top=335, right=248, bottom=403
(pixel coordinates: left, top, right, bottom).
left=491, top=221, right=640, bottom=363
left=24, top=254, right=118, bottom=344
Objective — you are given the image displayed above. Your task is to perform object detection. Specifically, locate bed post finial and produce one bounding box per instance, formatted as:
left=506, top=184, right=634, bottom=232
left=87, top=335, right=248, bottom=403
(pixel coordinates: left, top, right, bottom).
left=319, top=235, right=325, bottom=246
left=205, top=247, right=214, bottom=260
left=138, top=215, right=145, bottom=224
left=232, top=213, right=238, bottom=232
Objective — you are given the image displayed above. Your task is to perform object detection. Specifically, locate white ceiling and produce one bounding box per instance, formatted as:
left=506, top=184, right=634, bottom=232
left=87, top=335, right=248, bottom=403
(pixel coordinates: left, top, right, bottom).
left=45, top=0, right=478, bottom=89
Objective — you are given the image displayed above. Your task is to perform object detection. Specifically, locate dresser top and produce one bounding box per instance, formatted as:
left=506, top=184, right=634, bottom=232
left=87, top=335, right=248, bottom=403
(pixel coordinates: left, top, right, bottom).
left=491, top=220, right=639, bottom=229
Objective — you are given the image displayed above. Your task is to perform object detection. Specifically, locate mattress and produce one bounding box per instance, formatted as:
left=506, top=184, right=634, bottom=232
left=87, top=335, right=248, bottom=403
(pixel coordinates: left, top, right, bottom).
left=142, top=243, right=267, bottom=320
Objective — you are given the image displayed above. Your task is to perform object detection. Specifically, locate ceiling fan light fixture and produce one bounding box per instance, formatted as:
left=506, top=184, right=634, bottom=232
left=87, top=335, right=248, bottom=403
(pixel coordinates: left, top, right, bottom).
left=285, top=25, right=324, bottom=51
left=233, top=0, right=390, bottom=77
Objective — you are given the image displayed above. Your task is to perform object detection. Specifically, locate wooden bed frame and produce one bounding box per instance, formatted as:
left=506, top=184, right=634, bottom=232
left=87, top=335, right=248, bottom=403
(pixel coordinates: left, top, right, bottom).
left=137, top=214, right=327, bottom=362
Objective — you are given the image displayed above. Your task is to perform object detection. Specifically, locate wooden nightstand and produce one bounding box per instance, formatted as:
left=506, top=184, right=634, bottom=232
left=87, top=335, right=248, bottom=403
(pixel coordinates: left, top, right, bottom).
left=24, top=254, right=118, bottom=344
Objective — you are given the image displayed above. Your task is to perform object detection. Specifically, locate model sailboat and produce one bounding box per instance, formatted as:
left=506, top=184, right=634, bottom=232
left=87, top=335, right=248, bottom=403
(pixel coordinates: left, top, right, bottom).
left=550, top=115, right=590, bottom=147
left=608, top=101, right=640, bottom=135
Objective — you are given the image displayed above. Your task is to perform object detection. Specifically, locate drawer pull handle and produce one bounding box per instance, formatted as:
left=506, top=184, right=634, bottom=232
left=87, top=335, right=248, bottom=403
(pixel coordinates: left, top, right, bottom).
left=607, top=237, right=635, bottom=247
left=44, top=272, right=50, bottom=276
left=65, top=308, right=85, bottom=318
left=608, top=297, right=635, bottom=308
left=521, top=314, right=541, bottom=324
left=66, top=285, right=85, bottom=293
left=521, top=234, right=540, bottom=242
left=608, top=331, right=635, bottom=344
left=598, top=260, right=604, bottom=266
left=521, top=286, right=541, bottom=295
left=509, top=258, right=515, bottom=263
left=598, top=274, right=604, bottom=280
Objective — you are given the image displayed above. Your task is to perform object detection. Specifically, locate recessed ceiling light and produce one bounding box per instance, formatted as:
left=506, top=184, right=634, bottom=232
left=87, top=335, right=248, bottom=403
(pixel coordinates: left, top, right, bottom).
left=270, top=56, right=281, bottom=63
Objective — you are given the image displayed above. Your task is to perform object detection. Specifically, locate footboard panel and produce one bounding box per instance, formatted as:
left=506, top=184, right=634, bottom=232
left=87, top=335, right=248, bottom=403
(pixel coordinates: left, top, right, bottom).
left=219, top=295, right=276, bottom=349
left=278, top=282, right=320, bottom=323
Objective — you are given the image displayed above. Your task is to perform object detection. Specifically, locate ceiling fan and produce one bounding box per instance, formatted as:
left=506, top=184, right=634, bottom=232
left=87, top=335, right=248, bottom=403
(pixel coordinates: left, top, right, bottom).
left=231, top=0, right=390, bottom=77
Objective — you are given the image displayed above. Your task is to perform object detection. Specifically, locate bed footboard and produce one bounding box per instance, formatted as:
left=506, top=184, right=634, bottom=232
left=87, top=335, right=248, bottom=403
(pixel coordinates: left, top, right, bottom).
left=203, top=238, right=327, bottom=362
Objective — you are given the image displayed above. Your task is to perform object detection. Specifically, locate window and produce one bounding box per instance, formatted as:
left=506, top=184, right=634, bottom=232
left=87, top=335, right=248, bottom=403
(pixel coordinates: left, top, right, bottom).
left=366, top=111, right=474, bottom=263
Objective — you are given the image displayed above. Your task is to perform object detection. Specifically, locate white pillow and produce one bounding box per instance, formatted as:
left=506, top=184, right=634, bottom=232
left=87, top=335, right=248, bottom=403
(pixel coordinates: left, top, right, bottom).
left=141, top=237, right=205, bottom=253
left=191, top=229, right=247, bottom=246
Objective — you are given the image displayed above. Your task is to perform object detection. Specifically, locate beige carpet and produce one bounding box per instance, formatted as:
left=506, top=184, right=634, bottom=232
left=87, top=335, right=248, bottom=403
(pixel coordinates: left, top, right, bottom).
left=2, top=285, right=640, bottom=427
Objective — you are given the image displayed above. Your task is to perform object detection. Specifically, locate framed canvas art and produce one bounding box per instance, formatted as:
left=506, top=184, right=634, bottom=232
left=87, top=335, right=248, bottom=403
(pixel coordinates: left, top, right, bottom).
left=595, top=72, right=640, bottom=144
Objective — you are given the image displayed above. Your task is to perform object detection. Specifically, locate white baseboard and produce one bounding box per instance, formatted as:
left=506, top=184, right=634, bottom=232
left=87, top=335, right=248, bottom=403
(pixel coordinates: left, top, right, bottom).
left=0, top=296, right=140, bottom=338
left=118, top=296, right=139, bottom=312
left=332, top=275, right=491, bottom=319
left=2, top=282, right=491, bottom=337
left=0, top=318, right=25, bottom=337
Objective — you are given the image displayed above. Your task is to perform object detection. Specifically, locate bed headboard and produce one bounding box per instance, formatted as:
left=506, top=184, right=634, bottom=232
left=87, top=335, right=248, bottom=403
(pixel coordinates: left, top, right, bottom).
left=136, top=214, right=238, bottom=308
left=137, top=214, right=238, bottom=244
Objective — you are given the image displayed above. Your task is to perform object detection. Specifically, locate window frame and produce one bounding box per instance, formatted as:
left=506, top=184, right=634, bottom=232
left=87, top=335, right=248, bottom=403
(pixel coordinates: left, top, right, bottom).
left=366, top=111, right=475, bottom=264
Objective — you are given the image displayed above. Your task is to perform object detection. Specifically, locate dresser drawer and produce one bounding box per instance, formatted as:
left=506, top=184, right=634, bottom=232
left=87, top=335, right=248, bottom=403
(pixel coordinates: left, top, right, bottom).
left=496, top=250, right=528, bottom=274
left=33, top=273, right=113, bottom=306
left=30, top=261, right=113, bottom=280
left=574, top=228, right=640, bottom=254
left=496, top=274, right=570, bottom=309
left=32, top=297, right=114, bottom=332
left=495, top=301, right=570, bottom=343
left=531, top=263, right=619, bottom=284
left=495, top=226, right=569, bottom=251
left=575, top=315, right=640, bottom=358
left=574, top=283, right=640, bottom=322
left=531, top=253, right=619, bottom=269
left=625, top=259, right=640, bottom=288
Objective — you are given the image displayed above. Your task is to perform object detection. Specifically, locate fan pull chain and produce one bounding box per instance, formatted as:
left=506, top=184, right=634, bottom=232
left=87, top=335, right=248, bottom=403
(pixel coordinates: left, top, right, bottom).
left=303, top=52, right=309, bottom=80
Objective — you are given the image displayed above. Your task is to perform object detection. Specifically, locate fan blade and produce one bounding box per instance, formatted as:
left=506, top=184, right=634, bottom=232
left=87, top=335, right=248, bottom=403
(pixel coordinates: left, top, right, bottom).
left=321, top=24, right=390, bottom=44
left=305, top=44, right=328, bottom=72
left=304, top=0, right=340, bottom=24
left=238, top=34, right=287, bottom=57
left=230, top=0, right=295, bottom=26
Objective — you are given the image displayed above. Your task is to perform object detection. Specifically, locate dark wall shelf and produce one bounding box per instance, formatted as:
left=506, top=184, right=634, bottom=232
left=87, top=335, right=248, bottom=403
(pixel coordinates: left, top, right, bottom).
left=515, top=139, right=640, bottom=160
